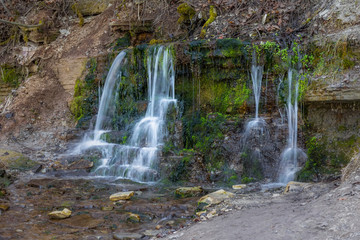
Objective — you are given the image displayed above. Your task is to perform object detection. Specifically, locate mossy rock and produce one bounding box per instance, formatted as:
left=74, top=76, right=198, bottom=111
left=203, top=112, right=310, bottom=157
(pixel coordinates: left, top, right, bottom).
left=175, top=186, right=203, bottom=198
left=74, top=0, right=114, bottom=16
left=0, top=149, right=37, bottom=171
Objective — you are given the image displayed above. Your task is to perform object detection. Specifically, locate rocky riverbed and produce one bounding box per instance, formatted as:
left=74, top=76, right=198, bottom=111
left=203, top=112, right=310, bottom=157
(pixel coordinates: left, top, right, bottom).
left=2, top=163, right=358, bottom=240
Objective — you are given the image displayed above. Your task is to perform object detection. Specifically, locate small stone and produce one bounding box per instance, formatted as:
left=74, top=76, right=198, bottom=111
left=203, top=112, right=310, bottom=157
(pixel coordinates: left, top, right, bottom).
left=110, top=191, right=134, bottom=201
left=232, top=184, right=247, bottom=190
left=126, top=213, right=140, bottom=223
left=143, top=229, right=160, bottom=237
left=175, top=186, right=203, bottom=198
left=113, top=232, right=143, bottom=240
left=206, top=210, right=217, bottom=219
left=155, top=225, right=162, bottom=230
left=166, top=220, right=175, bottom=226
left=196, top=210, right=206, bottom=216
left=48, top=208, right=72, bottom=219
left=0, top=204, right=9, bottom=211
left=101, top=205, right=114, bottom=211
left=16, top=229, right=23, bottom=233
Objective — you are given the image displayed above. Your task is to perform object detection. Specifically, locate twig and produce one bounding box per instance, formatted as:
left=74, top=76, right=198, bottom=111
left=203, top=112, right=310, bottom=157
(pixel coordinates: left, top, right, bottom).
left=0, top=18, right=43, bottom=29
left=0, top=0, right=13, bottom=17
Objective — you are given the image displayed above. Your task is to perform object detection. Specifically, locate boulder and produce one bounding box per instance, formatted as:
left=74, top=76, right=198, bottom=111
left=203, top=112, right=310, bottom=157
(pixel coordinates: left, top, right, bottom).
left=48, top=208, right=72, bottom=219
left=284, top=181, right=308, bottom=194
left=175, top=186, right=203, bottom=198
left=109, top=191, right=134, bottom=201
left=198, top=189, right=235, bottom=208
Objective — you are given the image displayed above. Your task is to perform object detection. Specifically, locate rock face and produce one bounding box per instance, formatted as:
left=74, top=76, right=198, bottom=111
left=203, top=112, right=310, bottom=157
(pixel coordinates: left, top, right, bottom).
left=198, top=189, right=235, bottom=208
left=109, top=191, right=135, bottom=201
left=57, top=58, right=87, bottom=95
left=175, top=186, right=203, bottom=198
left=48, top=208, right=72, bottom=219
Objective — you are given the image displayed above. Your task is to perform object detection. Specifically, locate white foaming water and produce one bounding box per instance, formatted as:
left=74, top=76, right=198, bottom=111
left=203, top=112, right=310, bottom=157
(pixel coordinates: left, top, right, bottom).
left=94, top=51, right=127, bottom=141
left=242, top=63, right=266, bottom=144
left=75, top=46, right=176, bottom=182
left=278, top=69, right=306, bottom=184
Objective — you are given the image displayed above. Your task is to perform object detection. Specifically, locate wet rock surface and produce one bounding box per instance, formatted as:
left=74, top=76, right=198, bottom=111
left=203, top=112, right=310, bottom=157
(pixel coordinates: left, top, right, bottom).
left=0, top=174, right=200, bottom=240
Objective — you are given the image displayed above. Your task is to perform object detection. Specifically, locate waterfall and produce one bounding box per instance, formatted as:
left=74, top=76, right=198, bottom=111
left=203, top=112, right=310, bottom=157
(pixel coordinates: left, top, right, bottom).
left=242, top=62, right=266, bottom=144
left=251, top=64, right=263, bottom=120
left=94, top=51, right=127, bottom=141
left=75, top=46, right=176, bottom=182
left=277, top=69, right=306, bottom=184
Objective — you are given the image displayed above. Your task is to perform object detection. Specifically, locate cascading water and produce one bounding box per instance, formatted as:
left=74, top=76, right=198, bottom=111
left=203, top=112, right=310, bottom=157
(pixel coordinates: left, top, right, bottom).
left=277, top=69, right=306, bottom=184
left=94, top=51, right=127, bottom=141
left=76, top=46, right=176, bottom=182
left=242, top=60, right=266, bottom=145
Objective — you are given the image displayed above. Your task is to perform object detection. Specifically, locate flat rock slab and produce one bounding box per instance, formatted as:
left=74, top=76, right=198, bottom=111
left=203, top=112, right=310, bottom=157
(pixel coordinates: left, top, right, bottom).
left=198, top=189, right=235, bottom=207
left=175, top=186, right=203, bottom=198
left=110, top=191, right=134, bottom=201
left=51, top=214, right=104, bottom=229
left=113, top=232, right=143, bottom=240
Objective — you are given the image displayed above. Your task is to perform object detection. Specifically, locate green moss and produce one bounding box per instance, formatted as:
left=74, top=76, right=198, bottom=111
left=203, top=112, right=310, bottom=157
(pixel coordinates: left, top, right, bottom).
left=69, top=58, right=99, bottom=126
left=112, top=34, right=131, bottom=51
left=241, top=176, right=255, bottom=184
left=169, top=150, right=193, bottom=182
left=149, top=39, right=165, bottom=45
left=297, top=136, right=327, bottom=181
left=200, top=6, right=217, bottom=38
left=215, top=39, right=248, bottom=58
left=177, top=3, right=196, bottom=24
left=71, top=4, right=84, bottom=27
left=70, top=96, right=85, bottom=121
left=0, top=65, right=22, bottom=87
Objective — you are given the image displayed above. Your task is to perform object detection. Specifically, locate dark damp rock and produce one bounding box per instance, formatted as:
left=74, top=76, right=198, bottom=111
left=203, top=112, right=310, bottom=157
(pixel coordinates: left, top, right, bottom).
left=32, top=164, right=43, bottom=173
left=4, top=112, right=13, bottom=119
left=67, top=159, right=93, bottom=170
left=52, top=214, right=104, bottom=229
left=112, top=232, right=143, bottom=240
left=0, top=169, right=13, bottom=192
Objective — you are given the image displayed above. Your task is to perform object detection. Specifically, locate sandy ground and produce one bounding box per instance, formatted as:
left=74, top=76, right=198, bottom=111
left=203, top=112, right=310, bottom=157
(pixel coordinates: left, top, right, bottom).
left=165, top=179, right=360, bottom=240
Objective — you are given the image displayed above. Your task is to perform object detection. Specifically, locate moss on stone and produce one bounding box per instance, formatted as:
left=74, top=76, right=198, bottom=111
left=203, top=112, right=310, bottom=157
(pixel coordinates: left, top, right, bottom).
left=0, top=65, right=22, bottom=87
left=0, top=149, right=37, bottom=171
left=149, top=39, right=164, bottom=45
left=200, top=6, right=217, bottom=38
left=177, top=3, right=196, bottom=24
